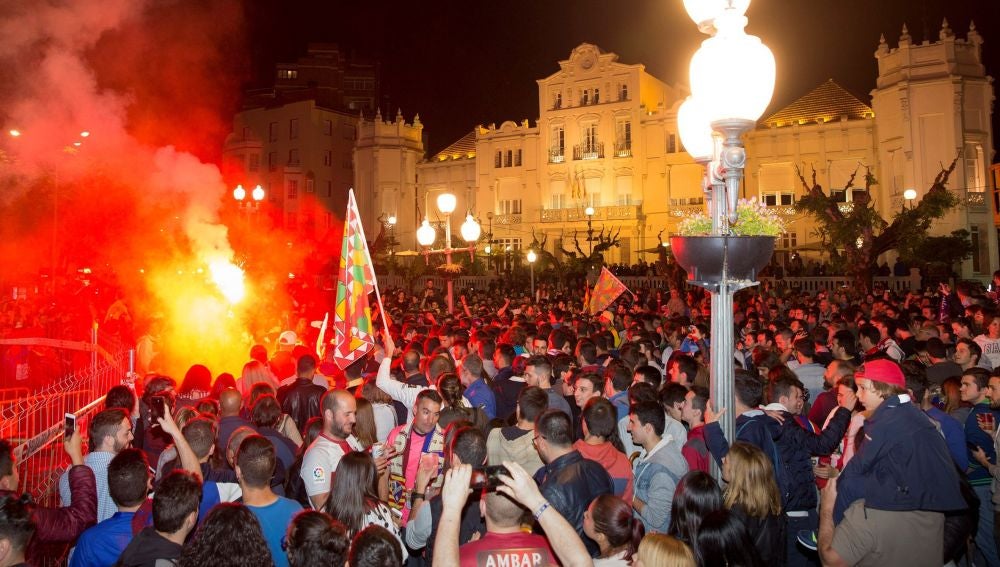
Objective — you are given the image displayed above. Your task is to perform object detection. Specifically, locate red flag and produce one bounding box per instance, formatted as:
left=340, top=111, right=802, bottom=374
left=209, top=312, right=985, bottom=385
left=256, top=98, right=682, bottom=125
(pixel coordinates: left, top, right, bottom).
left=589, top=267, right=629, bottom=314
left=333, top=189, right=378, bottom=369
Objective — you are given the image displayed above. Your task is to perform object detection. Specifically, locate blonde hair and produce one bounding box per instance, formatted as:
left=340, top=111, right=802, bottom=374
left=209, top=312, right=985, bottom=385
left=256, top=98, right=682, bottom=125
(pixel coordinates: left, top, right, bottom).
left=353, top=397, right=377, bottom=449
left=723, top=441, right=782, bottom=517
left=239, top=360, right=277, bottom=397
left=636, top=534, right=695, bottom=567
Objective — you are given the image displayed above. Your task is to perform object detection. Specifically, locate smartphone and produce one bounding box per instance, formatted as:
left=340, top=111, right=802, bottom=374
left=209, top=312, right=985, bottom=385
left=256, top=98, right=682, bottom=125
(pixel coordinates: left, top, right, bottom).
left=471, top=465, right=510, bottom=491
left=150, top=395, right=166, bottom=421
left=64, top=413, right=76, bottom=437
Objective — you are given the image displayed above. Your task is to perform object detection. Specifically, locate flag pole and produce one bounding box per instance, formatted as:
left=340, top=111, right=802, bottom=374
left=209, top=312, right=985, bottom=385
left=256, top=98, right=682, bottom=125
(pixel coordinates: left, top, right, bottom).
left=348, top=188, right=391, bottom=333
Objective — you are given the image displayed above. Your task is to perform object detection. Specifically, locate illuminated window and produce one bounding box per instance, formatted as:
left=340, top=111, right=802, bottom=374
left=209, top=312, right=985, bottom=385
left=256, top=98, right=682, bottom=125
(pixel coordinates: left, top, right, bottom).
left=762, top=192, right=794, bottom=206
left=288, top=180, right=298, bottom=199
left=278, top=69, right=298, bottom=80
left=499, top=199, right=522, bottom=215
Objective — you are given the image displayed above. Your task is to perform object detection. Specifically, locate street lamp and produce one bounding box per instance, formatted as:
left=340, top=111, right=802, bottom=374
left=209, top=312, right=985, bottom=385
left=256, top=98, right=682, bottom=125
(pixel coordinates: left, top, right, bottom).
left=415, top=193, right=480, bottom=314
left=903, top=188, right=917, bottom=209
left=527, top=249, right=537, bottom=298
left=233, top=184, right=265, bottom=223
left=679, top=0, right=775, bottom=464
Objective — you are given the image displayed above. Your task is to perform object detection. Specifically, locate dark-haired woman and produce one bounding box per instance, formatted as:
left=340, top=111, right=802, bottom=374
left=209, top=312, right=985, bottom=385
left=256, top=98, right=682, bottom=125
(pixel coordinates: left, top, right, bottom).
left=436, top=373, right=487, bottom=431
left=178, top=503, right=274, bottom=567
left=322, top=451, right=407, bottom=560
left=667, top=471, right=724, bottom=546
left=285, top=510, right=350, bottom=567
left=693, top=510, right=764, bottom=567
left=584, top=494, right=644, bottom=566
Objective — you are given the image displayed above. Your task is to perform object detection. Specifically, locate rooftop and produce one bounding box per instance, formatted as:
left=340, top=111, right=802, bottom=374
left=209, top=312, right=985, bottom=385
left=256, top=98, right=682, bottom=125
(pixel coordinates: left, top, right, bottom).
left=432, top=130, right=477, bottom=161
left=762, top=79, right=874, bottom=128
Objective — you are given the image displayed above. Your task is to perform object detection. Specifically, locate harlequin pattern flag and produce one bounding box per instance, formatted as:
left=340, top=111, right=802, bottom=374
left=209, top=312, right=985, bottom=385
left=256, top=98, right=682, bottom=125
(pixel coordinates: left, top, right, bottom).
left=333, top=189, right=378, bottom=369
left=589, top=267, right=629, bottom=314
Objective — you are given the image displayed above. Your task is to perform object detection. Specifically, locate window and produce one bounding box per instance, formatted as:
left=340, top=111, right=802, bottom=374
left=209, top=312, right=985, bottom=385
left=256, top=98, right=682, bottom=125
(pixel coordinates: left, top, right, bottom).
left=779, top=232, right=798, bottom=249
left=582, top=90, right=590, bottom=106
left=515, top=149, right=522, bottom=167
left=504, top=150, right=512, bottom=168
left=305, top=179, right=315, bottom=194
left=268, top=152, right=278, bottom=172
left=323, top=120, right=333, bottom=136
left=495, top=151, right=502, bottom=168
left=268, top=122, right=278, bottom=142
left=553, top=126, right=565, bottom=153
left=966, top=143, right=986, bottom=192
left=616, top=120, right=631, bottom=146
left=278, top=69, right=298, bottom=80
left=286, top=212, right=297, bottom=229
left=619, top=83, right=628, bottom=101
left=552, top=193, right=566, bottom=209
left=288, top=149, right=300, bottom=166
left=667, top=134, right=677, bottom=154
left=326, top=181, right=333, bottom=197
left=762, top=192, right=794, bottom=206
left=554, top=92, right=562, bottom=109
left=242, top=126, right=252, bottom=141
left=248, top=153, right=260, bottom=172
left=593, top=88, right=600, bottom=104
left=323, top=151, right=332, bottom=167
left=289, top=119, right=299, bottom=140
left=584, top=123, right=598, bottom=151
left=287, top=180, right=298, bottom=199
left=499, top=199, right=522, bottom=215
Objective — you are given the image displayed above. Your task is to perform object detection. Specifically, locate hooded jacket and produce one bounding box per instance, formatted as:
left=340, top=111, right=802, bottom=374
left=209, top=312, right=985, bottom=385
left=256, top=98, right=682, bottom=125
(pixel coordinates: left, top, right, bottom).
left=487, top=426, right=544, bottom=477
left=837, top=394, right=966, bottom=516
left=3, top=465, right=97, bottom=562
left=573, top=440, right=634, bottom=503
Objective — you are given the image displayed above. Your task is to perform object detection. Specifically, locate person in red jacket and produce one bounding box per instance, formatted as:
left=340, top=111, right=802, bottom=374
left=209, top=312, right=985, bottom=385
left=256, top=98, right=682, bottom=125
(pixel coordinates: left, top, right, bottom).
left=0, top=431, right=97, bottom=561
left=680, top=386, right=711, bottom=473
left=573, top=398, right=634, bottom=503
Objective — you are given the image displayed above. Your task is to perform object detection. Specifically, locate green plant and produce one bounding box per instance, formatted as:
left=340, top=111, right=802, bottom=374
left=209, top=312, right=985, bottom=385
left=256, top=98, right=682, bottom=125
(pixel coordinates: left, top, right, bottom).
left=677, top=198, right=785, bottom=236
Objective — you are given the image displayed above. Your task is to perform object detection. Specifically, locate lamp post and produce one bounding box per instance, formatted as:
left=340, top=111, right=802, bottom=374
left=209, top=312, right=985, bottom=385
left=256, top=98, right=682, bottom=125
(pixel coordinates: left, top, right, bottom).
left=678, top=0, right=776, bottom=462
left=585, top=206, right=595, bottom=256
left=903, top=188, right=917, bottom=210
left=527, top=249, right=537, bottom=298
left=415, top=192, right=480, bottom=314
left=233, top=184, right=265, bottom=223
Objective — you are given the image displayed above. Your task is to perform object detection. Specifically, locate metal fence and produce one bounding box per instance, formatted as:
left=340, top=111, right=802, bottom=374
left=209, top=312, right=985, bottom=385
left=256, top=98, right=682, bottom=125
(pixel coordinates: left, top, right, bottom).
left=4, top=350, right=131, bottom=507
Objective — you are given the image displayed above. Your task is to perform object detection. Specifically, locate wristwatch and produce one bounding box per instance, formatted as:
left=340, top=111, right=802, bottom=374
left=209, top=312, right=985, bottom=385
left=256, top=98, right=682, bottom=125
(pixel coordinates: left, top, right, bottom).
left=410, top=491, right=425, bottom=506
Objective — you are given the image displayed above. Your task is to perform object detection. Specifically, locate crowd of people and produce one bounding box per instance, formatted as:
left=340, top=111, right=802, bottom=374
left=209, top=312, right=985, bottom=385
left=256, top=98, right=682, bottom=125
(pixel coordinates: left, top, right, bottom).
left=4, top=271, right=1000, bottom=566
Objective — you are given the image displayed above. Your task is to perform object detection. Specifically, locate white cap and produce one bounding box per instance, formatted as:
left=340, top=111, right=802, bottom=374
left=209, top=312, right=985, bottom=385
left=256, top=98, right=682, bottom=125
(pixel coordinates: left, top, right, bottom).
left=279, top=330, right=298, bottom=346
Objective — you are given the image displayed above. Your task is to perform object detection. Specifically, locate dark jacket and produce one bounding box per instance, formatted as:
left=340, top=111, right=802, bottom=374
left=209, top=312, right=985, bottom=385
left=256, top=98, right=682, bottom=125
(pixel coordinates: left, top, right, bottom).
left=730, top=505, right=785, bottom=565
left=705, top=410, right=779, bottom=465
left=4, top=465, right=97, bottom=562
left=113, top=526, right=182, bottom=567
left=772, top=406, right=851, bottom=511
left=535, top=450, right=614, bottom=557
left=491, top=367, right=523, bottom=422
left=216, top=415, right=257, bottom=456
left=277, top=378, right=326, bottom=432
left=837, top=395, right=966, bottom=517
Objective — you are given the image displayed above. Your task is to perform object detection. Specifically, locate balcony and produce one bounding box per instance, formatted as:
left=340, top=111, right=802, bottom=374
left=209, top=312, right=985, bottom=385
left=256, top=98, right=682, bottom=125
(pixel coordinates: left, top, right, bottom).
left=539, top=205, right=641, bottom=223
left=548, top=147, right=566, bottom=164
left=494, top=214, right=522, bottom=225
left=573, top=142, right=604, bottom=160
left=614, top=141, right=632, bottom=158
left=967, top=191, right=987, bottom=213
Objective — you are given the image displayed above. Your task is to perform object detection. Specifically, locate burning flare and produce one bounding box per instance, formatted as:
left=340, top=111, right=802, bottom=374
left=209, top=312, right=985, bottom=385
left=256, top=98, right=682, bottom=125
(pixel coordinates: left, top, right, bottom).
left=208, top=260, right=245, bottom=304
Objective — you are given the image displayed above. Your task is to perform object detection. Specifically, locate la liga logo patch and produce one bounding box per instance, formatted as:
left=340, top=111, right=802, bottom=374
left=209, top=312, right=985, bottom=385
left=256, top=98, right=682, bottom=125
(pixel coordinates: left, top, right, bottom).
left=312, top=467, right=325, bottom=481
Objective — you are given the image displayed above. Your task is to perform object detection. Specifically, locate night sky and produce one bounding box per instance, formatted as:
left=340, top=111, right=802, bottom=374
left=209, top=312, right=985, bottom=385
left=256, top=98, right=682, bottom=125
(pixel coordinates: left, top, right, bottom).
left=245, top=0, right=1000, bottom=156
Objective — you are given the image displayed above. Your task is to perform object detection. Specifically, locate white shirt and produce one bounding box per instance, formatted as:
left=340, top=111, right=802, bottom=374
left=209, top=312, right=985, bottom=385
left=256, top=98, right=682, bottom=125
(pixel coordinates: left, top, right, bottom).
left=300, top=434, right=364, bottom=500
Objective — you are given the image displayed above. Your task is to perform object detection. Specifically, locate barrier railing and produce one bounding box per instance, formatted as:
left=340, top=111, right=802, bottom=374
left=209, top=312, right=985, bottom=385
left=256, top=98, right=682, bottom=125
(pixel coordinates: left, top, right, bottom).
left=6, top=350, right=131, bottom=507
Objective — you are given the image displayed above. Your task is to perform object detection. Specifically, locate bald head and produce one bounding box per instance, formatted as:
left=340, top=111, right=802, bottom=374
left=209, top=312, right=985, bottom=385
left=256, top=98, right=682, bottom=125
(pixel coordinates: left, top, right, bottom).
left=219, top=388, right=243, bottom=416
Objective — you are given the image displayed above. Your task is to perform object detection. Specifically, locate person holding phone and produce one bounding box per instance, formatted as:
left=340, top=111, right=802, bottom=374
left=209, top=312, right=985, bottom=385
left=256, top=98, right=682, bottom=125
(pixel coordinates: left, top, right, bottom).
left=960, top=367, right=1000, bottom=565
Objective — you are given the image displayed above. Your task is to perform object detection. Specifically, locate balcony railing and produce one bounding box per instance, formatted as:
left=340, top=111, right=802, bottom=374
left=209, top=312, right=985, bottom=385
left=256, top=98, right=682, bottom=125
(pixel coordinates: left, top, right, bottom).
left=967, top=191, right=987, bottom=212
left=494, top=214, right=522, bottom=225
left=538, top=205, right=641, bottom=223
left=548, top=147, right=566, bottom=163
left=573, top=142, right=604, bottom=160
left=614, top=141, right=632, bottom=158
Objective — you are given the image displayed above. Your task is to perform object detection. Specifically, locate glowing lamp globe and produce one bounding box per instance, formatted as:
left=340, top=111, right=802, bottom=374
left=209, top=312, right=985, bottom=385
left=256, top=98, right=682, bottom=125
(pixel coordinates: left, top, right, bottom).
left=416, top=219, right=436, bottom=247
left=251, top=184, right=265, bottom=201
left=683, top=0, right=750, bottom=33
left=436, top=193, right=457, bottom=215
left=677, top=97, right=715, bottom=162
left=527, top=250, right=537, bottom=263
left=585, top=206, right=595, bottom=217
left=233, top=184, right=246, bottom=201
left=460, top=214, right=481, bottom=242
left=689, top=10, right=775, bottom=124
left=387, top=215, right=397, bottom=225
left=903, top=189, right=917, bottom=201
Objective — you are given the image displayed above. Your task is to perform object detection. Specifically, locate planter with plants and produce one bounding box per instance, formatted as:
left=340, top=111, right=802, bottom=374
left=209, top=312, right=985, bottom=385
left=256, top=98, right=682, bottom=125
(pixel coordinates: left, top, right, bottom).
left=670, top=198, right=784, bottom=284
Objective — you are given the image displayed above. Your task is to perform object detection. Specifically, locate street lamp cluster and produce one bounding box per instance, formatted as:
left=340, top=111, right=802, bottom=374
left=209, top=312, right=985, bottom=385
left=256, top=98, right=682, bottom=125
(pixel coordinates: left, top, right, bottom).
left=676, top=0, right=776, bottom=454
left=416, top=192, right=482, bottom=313
left=233, top=184, right=265, bottom=206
